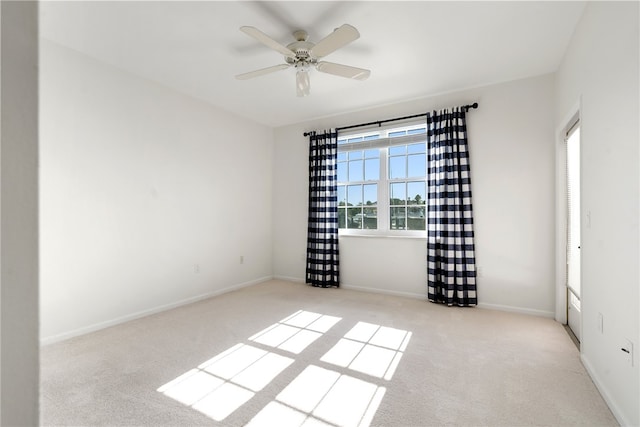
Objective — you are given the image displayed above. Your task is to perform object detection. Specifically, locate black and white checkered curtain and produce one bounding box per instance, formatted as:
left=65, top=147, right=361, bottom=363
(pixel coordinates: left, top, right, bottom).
left=306, top=131, right=340, bottom=288
left=427, top=107, right=477, bottom=306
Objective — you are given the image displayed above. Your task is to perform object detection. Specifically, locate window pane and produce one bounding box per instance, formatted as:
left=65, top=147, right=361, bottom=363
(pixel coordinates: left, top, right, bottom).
left=348, top=160, right=363, bottom=181
left=407, top=206, right=426, bottom=230
left=347, top=207, right=362, bottom=229
left=389, top=156, right=406, bottom=179
left=338, top=208, right=346, bottom=229
left=337, top=152, right=347, bottom=162
left=407, top=143, right=426, bottom=154
left=347, top=185, right=362, bottom=206
left=389, top=130, right=406, bottom=138
left=390, top=182, right=406, bottom=205
left=407, top=181, right=426, bottom=205
left=337, top=185, right=346, bottom=206
left=389, top=146, right=406, bottom=156
left=337, top=162, right=347, bottom=182
left=364, top=159, right=379, bottom=181
left=364, top=134, right=380, bottom=141
left=363, top=207, right=377, bottom=229
left=364, top=149, right=379, bottom=159
left=407, top=153, right=426, bottom=177
left=349, top=151, right=363, bottom=160
left=407, top=128, right=426, bottom=135
left=363, top=184, right=377, bottom=206
left=390, top=207, right=406, bottom=230
left=348, top=136, right=363, bottom=143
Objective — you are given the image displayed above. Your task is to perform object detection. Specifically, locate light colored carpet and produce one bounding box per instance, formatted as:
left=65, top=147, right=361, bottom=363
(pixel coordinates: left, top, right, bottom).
left=40, top=279, right=618, bottom=426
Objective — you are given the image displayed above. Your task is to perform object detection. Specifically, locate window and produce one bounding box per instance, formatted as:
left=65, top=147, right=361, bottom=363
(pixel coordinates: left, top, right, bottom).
left=337, top=149, right=379, bottom=230
left=336, top=123, right=428, bottom=236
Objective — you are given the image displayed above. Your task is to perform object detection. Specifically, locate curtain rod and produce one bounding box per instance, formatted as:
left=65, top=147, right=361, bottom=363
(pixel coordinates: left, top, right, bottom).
left=303, top=102, right=478, bottom=137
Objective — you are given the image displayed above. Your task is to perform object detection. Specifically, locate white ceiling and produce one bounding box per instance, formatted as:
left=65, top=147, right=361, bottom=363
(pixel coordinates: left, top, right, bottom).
left=40, top=1, right=586, bottom=128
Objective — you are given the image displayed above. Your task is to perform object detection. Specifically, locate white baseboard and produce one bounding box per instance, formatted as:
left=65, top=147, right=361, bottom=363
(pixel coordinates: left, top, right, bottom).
left=341, top=283, right=555, bottom=319
left=477, top=302, right=555, bottom=318
left=341, top=283, right=426, bottom=300
left=274, top=278, right=425, bottom=300
left=581, top=354, right=630, bottom=427
left=273, top=275, right=305, bottom=283
left=274, top=278, right=556, bottom=319
left=273, top=277, right=426, bottom=300
left=50, top=274, right=552, bottom=345
left=40, top=276, right=274, bottom=346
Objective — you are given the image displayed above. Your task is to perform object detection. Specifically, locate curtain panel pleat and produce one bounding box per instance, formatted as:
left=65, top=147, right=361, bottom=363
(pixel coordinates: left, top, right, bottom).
left=306, top=131, right=340, bottom=287
left=427, top=107, right=477, bottom=306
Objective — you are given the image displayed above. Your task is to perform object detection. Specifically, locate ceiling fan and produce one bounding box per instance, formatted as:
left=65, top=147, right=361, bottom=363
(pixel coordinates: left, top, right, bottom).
left=236, top=24, right=371, bottom=97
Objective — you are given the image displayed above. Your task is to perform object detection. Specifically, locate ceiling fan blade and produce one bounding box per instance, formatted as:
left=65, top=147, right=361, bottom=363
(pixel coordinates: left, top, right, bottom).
left=235, top=64, right=290, bottom=80
left=316, top=61, right=371, bottom=80
left=240, top=26, right=295, bottom=58
left=309, top=24, right=360, bottom=58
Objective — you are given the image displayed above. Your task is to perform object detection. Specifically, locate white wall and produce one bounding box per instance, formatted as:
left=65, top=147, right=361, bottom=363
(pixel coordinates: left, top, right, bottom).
left=273, top=74, right=556, bottom=317
left=40, top=40, right=274, bottom=343
left=555, top=2, right=639, bottom=425
left=0, top=1, right=39, bottom=425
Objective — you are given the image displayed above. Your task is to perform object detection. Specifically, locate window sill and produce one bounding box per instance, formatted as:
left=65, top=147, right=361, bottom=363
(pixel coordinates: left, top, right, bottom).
left=338, top=231, right=427, bottom=239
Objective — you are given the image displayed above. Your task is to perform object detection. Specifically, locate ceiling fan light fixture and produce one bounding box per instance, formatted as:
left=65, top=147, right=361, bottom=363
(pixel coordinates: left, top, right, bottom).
left=296, top=69, right=310, bottom=97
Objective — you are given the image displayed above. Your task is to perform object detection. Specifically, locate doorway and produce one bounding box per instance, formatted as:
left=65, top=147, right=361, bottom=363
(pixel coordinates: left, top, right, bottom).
left=566, top=121, right=581, bottom=343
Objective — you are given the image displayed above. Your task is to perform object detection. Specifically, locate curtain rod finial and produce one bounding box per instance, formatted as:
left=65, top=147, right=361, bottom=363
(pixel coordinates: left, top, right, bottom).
left=463, top=102, right=479, bottom=112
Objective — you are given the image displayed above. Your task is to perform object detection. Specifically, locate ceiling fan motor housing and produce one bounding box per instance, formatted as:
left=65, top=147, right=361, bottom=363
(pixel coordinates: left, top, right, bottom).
left=286, top=39, right=315, bottom=64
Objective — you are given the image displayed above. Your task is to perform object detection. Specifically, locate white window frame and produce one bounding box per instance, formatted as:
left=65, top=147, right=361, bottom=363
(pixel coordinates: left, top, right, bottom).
left=337, top=121, right=428, bottom=238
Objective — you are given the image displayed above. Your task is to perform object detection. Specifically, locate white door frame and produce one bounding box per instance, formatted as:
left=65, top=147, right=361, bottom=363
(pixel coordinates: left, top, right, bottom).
left=555, top=101, right=581, bottom=327
left=566, top=122, right=581, bottom=341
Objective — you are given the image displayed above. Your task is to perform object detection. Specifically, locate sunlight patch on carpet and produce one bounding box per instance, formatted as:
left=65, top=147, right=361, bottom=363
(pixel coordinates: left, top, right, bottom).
left=157, top=310, right=342, bottom=422
left=158, top=343, right=293, bottom=421
left=248, top=365, right=386, bottom=427
left=321, top=322, right=412, bottom=380
left=157, top=311, right=408, bottom=425
left=250, top=310, right=342, bottom=354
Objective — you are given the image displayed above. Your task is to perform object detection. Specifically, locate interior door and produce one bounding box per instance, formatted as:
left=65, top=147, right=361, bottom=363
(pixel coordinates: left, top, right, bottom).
left=566, top=124, right=581, bottom=342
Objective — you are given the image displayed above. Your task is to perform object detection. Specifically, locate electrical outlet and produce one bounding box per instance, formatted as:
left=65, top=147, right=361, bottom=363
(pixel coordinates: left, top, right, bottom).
left=597, top=312, right=603, bottom=333
left=622, top=339, right=634, bottom=366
